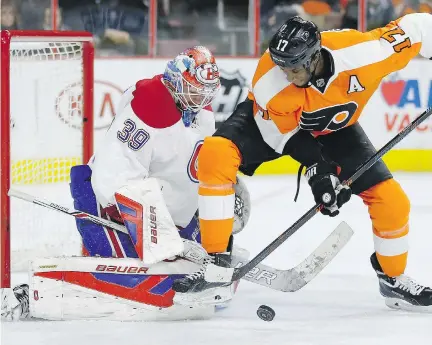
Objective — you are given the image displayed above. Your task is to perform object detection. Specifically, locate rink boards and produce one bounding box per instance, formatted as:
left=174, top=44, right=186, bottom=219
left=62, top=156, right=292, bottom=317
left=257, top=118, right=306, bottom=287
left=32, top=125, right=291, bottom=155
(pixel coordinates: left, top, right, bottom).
left=10, top=56, right=431, bottom=188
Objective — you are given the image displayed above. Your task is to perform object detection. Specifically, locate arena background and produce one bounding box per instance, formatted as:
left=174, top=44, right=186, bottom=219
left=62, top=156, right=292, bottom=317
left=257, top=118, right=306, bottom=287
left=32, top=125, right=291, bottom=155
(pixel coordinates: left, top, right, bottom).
left=88, top=57, right=432, bottom=174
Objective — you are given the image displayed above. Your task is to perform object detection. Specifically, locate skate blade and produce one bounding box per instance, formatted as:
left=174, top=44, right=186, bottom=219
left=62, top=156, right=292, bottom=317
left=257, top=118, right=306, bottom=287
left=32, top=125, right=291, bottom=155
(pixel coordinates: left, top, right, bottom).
left=385, top=298, right=432, bottom=313
left=173, top=285, right=233, bottom=307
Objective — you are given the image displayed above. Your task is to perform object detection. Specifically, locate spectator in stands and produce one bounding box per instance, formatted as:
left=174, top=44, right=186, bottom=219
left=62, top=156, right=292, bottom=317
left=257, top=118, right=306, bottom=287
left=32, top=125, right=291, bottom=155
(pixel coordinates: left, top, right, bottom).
left=19, top=0, right=50, bottom=30
left=418, top=0, right=432, bottom=13
left=393, top=0, right=432, bottom=17
left=212, top=0, right=249, bottom=55
left=58, top=0, right=149, bottom=56
left=367, top=0, right=393, bottom=29
left=261, top=1, right=305, bottom=53
left=42, top=6, right=70, bottom=30
left=1, top=2, right=20, bottom=30
left=340, top=0, right=358, bottom=28
left=260, top=0, right=343, bottom=53
left=157, top=0, right=225, bottom=56
left=340, top=0, right=393, bottom=30
left=157, top=0, right=198, bottom=40
left=301, top=0, right=342, bottom=30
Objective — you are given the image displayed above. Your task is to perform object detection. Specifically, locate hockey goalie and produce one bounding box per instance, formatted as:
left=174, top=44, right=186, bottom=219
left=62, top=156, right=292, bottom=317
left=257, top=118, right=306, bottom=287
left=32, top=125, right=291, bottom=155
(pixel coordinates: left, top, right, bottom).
left=1, top=46, right=252, bottom=321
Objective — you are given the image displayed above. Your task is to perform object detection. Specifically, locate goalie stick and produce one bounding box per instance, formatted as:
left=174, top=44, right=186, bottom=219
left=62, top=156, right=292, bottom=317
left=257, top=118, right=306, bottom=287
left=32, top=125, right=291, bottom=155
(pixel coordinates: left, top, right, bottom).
left=8, top=190, right=352, bottom=292
left=206, top=107, right=432, bottom=285
left=8, top=189, right=128, bottom=234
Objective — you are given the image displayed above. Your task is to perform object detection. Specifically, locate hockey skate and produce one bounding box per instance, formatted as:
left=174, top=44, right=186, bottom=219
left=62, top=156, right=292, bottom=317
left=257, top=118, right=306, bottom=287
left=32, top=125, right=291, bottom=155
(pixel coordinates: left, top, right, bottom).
left=172, top=251, right=235, bottom=306
left=371, top=253, right=432, bottom=312
left=1, top=284, right=30, bottom=321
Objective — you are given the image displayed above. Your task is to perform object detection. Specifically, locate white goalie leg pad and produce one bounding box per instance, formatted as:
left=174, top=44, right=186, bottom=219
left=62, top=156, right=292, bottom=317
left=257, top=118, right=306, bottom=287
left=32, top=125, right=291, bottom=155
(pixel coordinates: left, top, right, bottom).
left=115, top=178, right=184, bottom=265
left=29, top=256, right=214, bottom=321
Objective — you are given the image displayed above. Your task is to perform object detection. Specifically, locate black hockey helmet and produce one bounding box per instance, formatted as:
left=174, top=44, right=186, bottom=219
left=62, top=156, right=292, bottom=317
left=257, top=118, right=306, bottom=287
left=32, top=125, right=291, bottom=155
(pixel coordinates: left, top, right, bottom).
left=269, top=16, right=321, bottom=69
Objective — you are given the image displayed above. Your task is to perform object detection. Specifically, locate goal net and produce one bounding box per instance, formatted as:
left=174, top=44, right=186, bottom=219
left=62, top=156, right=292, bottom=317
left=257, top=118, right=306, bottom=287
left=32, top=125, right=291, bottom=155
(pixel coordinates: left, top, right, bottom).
left=1, top=31, right=94, bottom=287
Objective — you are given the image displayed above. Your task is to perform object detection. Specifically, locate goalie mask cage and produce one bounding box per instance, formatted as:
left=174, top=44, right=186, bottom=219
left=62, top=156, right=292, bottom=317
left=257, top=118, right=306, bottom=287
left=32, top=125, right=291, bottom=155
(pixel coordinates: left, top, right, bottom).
left=1, top=31, right=94, bottom=287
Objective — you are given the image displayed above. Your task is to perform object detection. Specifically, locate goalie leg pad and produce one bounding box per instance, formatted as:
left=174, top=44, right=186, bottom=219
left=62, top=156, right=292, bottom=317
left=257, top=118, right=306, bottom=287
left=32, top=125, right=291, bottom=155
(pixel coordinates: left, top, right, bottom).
left=70, top=165, right=138, bottom=258
left=178, top=213, right=201, bottom=243
left=29, top=256, right=214, bottom=321
left=70, top=165, right=113, bottom=257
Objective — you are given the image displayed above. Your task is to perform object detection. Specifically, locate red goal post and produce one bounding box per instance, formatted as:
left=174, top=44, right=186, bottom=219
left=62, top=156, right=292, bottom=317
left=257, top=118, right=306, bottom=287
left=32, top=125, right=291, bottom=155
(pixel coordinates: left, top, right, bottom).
left=1, top=30, right=94, bottom=287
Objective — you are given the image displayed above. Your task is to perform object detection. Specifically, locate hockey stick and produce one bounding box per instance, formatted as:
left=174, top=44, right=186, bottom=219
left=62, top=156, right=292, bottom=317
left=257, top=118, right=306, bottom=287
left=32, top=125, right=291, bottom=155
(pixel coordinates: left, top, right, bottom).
left=8, top=188, right=351, bottom=291
left=7, top=189, right=129, bottom=234
left=210, top=107, right=432, bottom=284
left=232, top=221, right=353, bottom=292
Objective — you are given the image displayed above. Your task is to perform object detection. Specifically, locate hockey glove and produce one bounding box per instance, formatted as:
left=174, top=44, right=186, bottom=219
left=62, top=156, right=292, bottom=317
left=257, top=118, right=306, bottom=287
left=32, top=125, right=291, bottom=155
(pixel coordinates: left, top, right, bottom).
left=305, top=161, right=352, bottom=217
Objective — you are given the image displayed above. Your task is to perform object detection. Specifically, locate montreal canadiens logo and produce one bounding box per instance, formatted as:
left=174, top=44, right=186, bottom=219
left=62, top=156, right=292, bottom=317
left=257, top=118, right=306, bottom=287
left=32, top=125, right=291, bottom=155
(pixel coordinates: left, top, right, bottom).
left=195, top=63, right=220, bottom=85
left=187, top=140, right=203, bottom=183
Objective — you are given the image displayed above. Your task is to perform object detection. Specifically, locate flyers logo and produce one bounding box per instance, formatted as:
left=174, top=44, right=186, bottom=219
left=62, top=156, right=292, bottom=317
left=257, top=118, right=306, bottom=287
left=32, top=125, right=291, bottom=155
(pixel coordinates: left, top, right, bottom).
left=187, top=140, right=203, bottom=183
left=300, top=102, right=358, bottom=132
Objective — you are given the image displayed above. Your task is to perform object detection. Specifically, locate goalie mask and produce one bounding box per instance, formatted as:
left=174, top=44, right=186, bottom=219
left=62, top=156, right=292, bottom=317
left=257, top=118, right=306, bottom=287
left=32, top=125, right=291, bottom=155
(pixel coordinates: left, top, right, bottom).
left=163, top=46, right=221, bottom=126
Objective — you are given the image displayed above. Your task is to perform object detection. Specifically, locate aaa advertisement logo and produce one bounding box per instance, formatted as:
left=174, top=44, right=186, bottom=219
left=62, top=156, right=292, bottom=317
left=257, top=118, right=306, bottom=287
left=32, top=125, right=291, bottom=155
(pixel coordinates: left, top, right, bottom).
left=380, top=73, right=432, bottom=132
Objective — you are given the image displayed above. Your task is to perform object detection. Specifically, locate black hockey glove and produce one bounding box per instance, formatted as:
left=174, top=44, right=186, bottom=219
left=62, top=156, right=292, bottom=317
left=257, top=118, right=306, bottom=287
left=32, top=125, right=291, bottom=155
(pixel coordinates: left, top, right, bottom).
left=305, top=161, right=352, bottom=217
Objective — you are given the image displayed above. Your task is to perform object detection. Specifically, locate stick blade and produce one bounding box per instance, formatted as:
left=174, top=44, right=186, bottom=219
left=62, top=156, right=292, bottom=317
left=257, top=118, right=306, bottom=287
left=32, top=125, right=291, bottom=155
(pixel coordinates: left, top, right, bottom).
left=280, top=221, right=354, bottom=292
left=231, top=221, right=353, bottom=292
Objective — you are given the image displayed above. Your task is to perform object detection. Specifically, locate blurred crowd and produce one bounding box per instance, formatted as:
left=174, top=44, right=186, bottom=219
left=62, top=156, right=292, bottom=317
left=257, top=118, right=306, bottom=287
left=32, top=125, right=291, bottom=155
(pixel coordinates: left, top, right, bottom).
left=261, top=0, right=432, bottom=51
left=1, top=0, right=431, bottom=56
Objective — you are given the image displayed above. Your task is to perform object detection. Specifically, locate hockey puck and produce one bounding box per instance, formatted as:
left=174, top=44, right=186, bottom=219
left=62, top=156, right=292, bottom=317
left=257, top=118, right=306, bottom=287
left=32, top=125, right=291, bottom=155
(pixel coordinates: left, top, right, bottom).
left=256, top=305, right=275, bottom=321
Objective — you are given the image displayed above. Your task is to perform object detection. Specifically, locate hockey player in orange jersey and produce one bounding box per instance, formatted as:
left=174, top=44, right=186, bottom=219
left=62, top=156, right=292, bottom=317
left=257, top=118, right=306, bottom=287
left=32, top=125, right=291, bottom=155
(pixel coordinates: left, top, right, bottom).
left=172, top=14, right=432, bottom=311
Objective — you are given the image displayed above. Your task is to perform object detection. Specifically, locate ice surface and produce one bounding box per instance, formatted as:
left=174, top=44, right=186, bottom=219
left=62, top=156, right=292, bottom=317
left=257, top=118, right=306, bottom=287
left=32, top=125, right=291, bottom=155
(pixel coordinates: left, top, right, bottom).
left=2, top=173, right=432, bottom=345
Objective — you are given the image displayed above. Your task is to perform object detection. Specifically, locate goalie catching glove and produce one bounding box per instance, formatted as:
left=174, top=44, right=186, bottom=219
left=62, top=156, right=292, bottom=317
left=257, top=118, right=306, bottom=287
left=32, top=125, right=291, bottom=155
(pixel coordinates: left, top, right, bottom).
left=305, top=161, right=351, bottom=217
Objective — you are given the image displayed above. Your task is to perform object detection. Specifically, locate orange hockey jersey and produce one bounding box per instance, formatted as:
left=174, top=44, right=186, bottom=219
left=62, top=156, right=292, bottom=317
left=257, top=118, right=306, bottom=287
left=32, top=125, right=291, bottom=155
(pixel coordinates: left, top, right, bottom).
left=249, top=13, right=432, bottom=153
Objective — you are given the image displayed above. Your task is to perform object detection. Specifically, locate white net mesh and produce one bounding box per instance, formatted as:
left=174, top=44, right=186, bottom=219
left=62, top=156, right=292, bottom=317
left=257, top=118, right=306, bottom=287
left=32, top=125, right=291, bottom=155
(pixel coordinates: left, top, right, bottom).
left=9, top=39, right=89, bottom=272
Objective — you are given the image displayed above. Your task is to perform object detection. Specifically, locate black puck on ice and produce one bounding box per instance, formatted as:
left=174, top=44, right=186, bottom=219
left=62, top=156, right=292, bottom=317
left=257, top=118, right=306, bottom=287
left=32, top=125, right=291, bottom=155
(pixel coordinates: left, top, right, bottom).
left=256, top=305, right=275, bottom=321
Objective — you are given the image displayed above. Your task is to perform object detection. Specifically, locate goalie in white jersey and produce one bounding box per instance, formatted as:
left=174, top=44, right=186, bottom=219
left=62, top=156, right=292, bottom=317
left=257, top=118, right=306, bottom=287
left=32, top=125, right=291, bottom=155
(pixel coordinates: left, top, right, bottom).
left=2, top=46, right=251, bottom=321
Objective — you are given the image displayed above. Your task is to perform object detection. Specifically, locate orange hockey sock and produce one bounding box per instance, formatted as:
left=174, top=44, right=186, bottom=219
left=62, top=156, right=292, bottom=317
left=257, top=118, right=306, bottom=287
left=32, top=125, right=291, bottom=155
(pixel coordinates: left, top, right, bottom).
left=360, top=179, right=410, bottom=277
left=198, top=137, right=241, bottom=253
